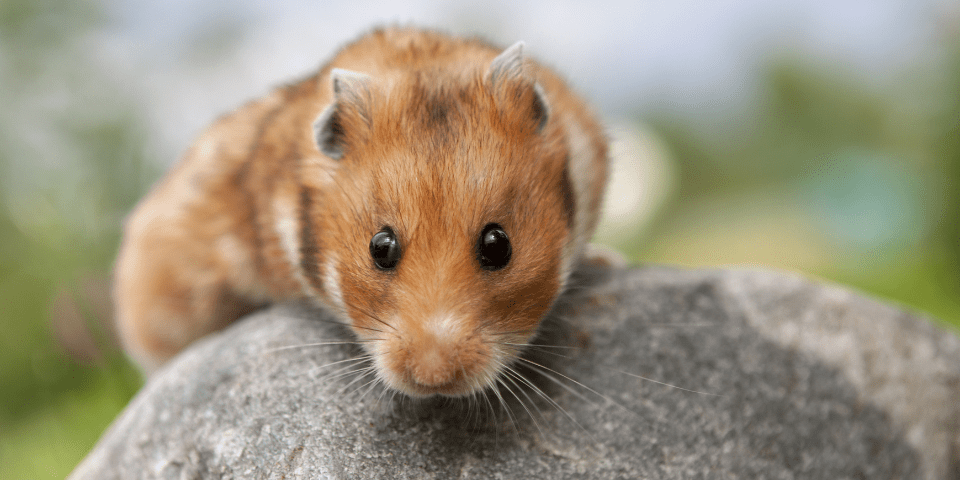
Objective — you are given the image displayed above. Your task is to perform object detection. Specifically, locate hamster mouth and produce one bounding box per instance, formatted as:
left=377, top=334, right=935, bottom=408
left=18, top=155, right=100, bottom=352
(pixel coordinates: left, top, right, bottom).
left=390, top=359, right=497, bottom=398
left=405, top=379, right=474, bottom=398
left=374, top=341, right=504, bottom=398
left=362, top=309, right=538, bottom=398
left=398, top=366, right=500, bottom=398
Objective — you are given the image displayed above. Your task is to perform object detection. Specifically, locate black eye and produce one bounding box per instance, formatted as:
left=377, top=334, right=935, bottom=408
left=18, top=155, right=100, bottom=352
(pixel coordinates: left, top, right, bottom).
left=370, top=227, right=401, bottom=270
left=477, top=223, right=511, bottom=270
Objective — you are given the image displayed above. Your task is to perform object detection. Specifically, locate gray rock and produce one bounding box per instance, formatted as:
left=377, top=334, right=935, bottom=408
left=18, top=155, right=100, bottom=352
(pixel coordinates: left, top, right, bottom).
left=70, top=266, right=960, bottom=479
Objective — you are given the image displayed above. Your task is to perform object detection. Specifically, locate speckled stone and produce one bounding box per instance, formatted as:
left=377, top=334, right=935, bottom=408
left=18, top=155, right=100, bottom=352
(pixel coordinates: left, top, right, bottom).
left=70, top=265, right=960, bottom=479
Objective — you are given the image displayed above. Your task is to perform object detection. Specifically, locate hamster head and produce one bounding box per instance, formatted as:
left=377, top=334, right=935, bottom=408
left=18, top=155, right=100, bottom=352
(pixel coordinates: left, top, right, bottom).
left=308, top=43, right=576, bottom=398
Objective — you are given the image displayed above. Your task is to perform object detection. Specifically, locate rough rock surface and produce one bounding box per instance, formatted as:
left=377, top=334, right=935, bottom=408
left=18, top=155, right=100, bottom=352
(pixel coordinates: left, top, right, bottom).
left=70, top=265, right=960, bottom=479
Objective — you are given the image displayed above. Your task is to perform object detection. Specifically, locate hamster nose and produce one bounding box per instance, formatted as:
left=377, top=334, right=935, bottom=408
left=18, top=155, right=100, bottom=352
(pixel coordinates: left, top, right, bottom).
left=382, top=312, right=493, bottom=396
left=407, top=340, right=458, bottom=387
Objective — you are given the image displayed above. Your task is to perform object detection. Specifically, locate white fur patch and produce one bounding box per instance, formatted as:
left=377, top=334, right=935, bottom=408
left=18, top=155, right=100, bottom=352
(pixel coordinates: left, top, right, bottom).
left=561, top=113, right=603, bottom=288
left=271, top=194, right=312, bottom=296
left=322, top=253, right=346, bottom=314
left=425, top=312, right=461, bottom=343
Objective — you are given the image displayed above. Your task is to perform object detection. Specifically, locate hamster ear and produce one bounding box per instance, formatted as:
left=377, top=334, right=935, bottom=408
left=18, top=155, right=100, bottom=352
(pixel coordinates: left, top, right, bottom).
left=486, top=42, right=549, bottom=133
left=314, top=68, right=374, bottom=160
left=488, top=41, right=526, bottom=87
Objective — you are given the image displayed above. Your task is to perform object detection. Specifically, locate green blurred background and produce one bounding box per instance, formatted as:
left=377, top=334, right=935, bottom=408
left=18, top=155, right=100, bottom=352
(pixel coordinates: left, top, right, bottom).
left=1, top=0, right=958, bottom=477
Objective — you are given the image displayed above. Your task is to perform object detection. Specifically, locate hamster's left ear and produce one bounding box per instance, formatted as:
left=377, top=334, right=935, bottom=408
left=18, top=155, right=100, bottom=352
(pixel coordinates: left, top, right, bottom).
left=314, top=68, right=374, bottom=160
left=487, top=41, right=550, bottom=133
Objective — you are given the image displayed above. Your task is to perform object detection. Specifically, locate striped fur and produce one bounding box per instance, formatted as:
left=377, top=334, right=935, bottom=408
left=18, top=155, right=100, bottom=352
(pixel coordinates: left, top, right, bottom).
left=114, top=27, right=608, bottom=396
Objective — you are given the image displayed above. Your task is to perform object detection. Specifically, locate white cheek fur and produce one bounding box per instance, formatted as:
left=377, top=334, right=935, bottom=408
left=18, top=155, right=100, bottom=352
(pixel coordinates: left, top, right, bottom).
left=272, top=194, right=313, bottom=296
left=560, top=113, right=603, bottom=288
left=322, top=253, right=346, bottom=314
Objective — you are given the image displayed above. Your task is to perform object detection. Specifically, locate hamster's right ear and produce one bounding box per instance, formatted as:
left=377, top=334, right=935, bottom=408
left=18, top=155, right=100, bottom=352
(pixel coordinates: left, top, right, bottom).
left=314, top=68, right=374, bottom=160
left=487, top=42, right=550, bottom=134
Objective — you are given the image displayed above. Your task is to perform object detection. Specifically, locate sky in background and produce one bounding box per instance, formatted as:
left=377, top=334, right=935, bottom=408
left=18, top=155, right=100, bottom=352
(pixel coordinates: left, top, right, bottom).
left=94, top=0, right=956, bottom=165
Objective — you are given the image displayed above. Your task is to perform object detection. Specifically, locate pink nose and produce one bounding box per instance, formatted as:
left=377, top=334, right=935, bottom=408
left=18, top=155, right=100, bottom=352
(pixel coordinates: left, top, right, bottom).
left=407, top=341, right=458, bottom=387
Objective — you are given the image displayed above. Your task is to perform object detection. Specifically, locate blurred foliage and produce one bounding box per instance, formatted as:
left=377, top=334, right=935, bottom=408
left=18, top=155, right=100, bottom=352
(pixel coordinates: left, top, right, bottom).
left=639, top=45, right=960, bottom=331
left=1, top=0, right=148, bottom=477
left=935, top=46, right=960, bottom=299
left=0, top=0, right=958, bottom=477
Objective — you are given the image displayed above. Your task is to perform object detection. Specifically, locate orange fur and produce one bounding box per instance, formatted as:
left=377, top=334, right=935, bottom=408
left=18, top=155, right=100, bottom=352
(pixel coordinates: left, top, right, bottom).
left=114, top=27, right=608, bottom=396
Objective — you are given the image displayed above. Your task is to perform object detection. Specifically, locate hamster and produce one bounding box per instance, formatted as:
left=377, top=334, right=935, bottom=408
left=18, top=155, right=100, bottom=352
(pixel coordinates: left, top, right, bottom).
left=114, top=27, right=608, bottom=398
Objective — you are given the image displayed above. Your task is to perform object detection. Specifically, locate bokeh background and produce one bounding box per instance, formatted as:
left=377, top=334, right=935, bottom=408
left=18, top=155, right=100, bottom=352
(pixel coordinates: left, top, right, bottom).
left=2, top=0, right=958, bottom=476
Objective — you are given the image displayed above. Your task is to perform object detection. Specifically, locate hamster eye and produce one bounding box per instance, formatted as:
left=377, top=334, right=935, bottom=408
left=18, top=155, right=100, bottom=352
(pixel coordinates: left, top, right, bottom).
left=370, top=227, right=401, bottom=270
left=477, top=223, right=511, bottom=270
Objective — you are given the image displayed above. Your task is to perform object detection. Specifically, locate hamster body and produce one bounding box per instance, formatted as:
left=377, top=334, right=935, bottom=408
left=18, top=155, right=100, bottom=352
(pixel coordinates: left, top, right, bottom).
left=114, top=27, right=608, bottom=397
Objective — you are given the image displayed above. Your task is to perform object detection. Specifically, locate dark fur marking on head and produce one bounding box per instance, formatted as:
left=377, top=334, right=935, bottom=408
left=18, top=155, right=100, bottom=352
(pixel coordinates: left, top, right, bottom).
left=298, top=186, right=325, bottom=292
left=413, top=83, right=458, bottom=148
left=236, top=104, right=285, bottom=277
left=427, top=96, right=448, bottom=126
left=560, top=159, right=576, bottom=228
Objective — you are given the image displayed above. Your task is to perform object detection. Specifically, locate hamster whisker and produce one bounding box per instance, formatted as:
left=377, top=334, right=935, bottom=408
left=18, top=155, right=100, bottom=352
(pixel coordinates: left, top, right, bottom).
left=469, top=388, right=488, bottom=428
left=310, top=356, right=374, bottom=382
left=490, top=377, right=521, bottom=437
left=502, top=363, right=590, bottom=436
left=321, top=354, right=373, bottom=372
left=374, top=377, right=394, bottom=405
left=483, top=388, right=507, bottom=440
left=644, top=322, right=719, bottom=328
left=384, top=386, right=399, bottom=408
left=475, top=383, right=499, bottom=429
left=613, top=369, right=725, bottom=397
left=356, top=374, right=385, bottom=402
left=348, top=304, right=399, bottom=334
left=518, top=363, right=609, bottom=412
left=496, top=341, right=577, bottom=360
left=311, top=354, right=372, bottom=370
left=350, top=324, right=390, bottom=336
left=516, top=357, right=636, bottom=417
left=336, top=365, right=378, bottom=396
left=263, top=340, right=373, bottom=354
left=499, top=342, right=578, bottom=350
left=319, top=367, right=373, bottom=389
left=341, top=371, right=378, bottom=400
left=487, top=327, right=535, bottom=337
left=498, top=369, right=546, bottom=438
left=460, top=364, right=483, bottom=426
left=525, top=348, right=575, bottom=360
left=311, top=316, right=388, bottom=336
